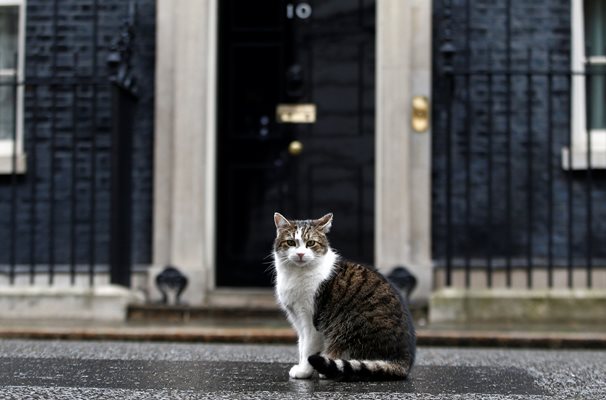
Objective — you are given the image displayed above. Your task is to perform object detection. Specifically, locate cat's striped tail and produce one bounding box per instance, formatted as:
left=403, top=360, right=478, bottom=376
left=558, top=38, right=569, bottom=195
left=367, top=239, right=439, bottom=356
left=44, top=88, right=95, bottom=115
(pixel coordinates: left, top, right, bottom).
left=308, top=355, right=411, bottom=381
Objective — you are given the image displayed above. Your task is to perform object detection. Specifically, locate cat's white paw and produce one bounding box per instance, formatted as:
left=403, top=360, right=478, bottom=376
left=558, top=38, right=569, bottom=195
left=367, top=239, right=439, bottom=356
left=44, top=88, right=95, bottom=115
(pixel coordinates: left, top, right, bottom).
left=289, top=364, right=314, bottom=379
left=319, top=373, right=328, bottom=380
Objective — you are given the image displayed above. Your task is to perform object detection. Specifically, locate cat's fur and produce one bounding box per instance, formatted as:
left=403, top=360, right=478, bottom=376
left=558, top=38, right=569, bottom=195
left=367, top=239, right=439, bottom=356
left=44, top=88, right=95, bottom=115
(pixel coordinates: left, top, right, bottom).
left=273, top=212, right=416, bottom=381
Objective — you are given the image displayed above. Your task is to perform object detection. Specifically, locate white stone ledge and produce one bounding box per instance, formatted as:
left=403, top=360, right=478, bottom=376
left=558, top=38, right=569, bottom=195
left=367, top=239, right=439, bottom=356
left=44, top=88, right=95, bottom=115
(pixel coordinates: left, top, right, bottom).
left=562, top=147, right=606, bottom=170
left=0, top=285, right=144, bottom=321
left=430, top=288, right=606, bottom=324
left=0, top=153, right=26, bottom=174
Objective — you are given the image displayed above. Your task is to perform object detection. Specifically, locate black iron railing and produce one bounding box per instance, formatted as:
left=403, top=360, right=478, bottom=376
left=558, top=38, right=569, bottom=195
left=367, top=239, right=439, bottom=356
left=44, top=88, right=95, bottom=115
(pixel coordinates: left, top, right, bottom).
left=0, top=1, right=139, bottom=288
left=0, top=55, right=136, bottom=287
left=435, top=50, right=606, bottom=289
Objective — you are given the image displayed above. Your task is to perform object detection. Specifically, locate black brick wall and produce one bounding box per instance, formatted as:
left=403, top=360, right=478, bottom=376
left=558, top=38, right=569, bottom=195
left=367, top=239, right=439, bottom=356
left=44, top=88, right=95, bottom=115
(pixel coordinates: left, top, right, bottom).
left=0, top=0, right=155, bottom=268
left=432, top=0, right=606, bottom=268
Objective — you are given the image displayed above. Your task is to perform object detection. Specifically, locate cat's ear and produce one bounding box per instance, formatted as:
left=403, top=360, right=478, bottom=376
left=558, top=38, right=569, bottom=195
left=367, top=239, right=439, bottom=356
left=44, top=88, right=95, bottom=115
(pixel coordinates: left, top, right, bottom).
left=315, top=213, right=333, bottom=233
left=274, top=212, right=292, bottom=230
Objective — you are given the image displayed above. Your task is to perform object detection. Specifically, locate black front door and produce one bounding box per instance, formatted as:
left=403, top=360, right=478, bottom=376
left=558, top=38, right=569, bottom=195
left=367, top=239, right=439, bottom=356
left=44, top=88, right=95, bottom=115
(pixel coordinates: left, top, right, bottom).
left=217, top=0, right=375, bottom=287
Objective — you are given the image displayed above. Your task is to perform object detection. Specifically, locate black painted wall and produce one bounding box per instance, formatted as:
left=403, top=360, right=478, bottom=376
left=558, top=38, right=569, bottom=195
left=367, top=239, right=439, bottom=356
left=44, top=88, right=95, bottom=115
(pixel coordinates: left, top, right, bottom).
left=0, top=0, right=155, bottom=269
left=432, top=0, right=606, bottom=269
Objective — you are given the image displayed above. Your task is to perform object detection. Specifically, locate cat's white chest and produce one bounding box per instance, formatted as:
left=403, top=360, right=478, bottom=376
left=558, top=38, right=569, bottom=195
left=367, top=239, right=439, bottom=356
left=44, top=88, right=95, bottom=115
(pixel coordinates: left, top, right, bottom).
left=274, top=250, right=336, bottom=319
left=276, top=268, right=319, bottom=315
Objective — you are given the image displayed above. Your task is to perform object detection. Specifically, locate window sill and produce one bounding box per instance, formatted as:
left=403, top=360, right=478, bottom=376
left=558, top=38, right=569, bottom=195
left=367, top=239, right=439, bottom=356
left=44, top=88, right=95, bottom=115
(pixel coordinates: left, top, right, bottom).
left=0, top=153, right=27, bottom=174
left=561, top=147, right=606, bottom=170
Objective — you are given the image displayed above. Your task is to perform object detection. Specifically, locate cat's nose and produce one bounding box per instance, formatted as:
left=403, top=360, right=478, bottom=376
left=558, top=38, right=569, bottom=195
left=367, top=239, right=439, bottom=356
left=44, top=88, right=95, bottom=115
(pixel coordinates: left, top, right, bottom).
left=296, top=253, right=305, bottom=261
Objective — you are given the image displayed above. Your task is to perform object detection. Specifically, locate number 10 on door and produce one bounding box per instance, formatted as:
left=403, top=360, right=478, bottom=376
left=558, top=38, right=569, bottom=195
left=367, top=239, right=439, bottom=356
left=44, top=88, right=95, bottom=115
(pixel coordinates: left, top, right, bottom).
left=286, top=3, right=312, bottom=19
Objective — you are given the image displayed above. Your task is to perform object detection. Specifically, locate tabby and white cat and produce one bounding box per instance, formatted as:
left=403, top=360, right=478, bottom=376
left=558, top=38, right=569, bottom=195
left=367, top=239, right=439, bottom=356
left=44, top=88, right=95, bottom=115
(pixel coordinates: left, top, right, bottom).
left=273, top=212, right=416, bottom=381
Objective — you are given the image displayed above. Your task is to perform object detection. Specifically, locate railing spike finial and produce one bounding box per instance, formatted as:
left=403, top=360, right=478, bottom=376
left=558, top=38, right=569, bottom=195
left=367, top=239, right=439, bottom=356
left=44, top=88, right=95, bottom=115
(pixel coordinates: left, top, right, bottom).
left=440, top=0, right=457, bottom=74
left=107, top=0, right=138, bottom=94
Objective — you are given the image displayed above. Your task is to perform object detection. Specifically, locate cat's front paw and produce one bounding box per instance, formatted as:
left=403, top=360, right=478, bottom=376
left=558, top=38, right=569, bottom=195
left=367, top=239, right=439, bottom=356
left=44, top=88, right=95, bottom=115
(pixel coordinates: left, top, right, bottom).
left=289, top=364, right=314, bottom=379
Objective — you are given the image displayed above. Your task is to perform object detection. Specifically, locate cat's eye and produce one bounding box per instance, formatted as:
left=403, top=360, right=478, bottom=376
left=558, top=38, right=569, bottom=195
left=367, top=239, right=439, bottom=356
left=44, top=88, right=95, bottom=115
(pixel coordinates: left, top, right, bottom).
left=286, top=240, right=296, bottom=246
left=306, top=240, right=316, bottom=247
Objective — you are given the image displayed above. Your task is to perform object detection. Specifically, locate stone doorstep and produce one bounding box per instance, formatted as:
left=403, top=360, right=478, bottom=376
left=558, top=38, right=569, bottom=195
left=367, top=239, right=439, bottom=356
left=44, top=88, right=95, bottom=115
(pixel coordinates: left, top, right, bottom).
left=429, top=288, right=606, bottom=324
left=127, top=304, right=429, bottom=322
left=0, top=326, right=296, bottom=344
left=127, top=304, right=284, bottom=321
left=0, top=285, right=144, bottom=322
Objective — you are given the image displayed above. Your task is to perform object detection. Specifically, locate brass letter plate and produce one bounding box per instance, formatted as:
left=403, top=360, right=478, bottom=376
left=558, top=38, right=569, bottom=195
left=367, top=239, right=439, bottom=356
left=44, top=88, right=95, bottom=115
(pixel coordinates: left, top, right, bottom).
left=276, top=103, right=316, bottom=124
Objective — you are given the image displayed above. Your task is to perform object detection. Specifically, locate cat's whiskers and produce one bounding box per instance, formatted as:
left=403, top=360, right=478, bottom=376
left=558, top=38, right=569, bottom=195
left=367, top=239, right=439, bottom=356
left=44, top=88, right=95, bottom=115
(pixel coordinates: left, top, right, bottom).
left=263, top=256, right=278, bottom=275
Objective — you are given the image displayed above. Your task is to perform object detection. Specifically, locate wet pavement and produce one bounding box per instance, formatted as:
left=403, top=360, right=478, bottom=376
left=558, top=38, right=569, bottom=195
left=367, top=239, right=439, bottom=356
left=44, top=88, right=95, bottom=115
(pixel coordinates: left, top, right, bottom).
left=0, top=339, right=604, bottom=399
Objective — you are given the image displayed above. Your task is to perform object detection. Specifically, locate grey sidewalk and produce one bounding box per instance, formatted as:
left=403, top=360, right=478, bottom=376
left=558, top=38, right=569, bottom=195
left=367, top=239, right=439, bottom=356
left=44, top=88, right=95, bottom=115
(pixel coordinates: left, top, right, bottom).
left=0, top=339, right=604, bottom=399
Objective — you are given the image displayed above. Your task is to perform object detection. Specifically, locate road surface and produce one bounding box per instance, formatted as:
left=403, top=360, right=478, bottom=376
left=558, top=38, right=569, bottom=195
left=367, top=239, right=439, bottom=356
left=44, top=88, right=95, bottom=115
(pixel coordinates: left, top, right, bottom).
left=0, top=339, right=603, bottom=399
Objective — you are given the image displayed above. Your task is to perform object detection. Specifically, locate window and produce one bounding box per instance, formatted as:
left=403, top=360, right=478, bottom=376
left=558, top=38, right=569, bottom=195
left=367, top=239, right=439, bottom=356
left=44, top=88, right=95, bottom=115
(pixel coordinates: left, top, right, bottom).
left=585, top=0, right=606, bottom=130
left=567, top=0, right=606, bottom=169
left=0, top=0, right=25, bottom=173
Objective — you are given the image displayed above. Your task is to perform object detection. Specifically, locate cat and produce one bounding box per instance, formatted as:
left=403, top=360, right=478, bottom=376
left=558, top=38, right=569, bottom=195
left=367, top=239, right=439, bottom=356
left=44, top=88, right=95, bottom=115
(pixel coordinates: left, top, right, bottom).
left=272, top=212, right=416, bottom=381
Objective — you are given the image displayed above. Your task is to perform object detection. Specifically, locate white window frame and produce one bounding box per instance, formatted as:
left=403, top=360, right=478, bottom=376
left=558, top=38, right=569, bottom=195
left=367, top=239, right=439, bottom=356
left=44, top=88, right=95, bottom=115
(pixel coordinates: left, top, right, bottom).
left=0, top=0, right=26, bottom=174
left=565, top=0, right=606, bottom=169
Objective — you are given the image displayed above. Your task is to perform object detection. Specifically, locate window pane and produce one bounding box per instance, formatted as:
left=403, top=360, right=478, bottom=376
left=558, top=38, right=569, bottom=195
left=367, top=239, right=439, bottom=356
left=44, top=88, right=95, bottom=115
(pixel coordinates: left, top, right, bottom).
left=587, top=64, right=606, bottom=130
left=585, top=0, right=606, bottom=57
left=0, top=6, right=19, bottom=69
left=0, top=5, right=19, bottom=140
left=0, top=85, right=15, bottom=140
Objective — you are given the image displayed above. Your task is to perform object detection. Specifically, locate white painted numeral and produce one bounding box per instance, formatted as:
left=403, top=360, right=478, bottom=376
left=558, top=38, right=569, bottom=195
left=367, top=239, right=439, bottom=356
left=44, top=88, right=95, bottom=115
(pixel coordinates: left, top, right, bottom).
left=286, top=4, right=294, bottom=19
left=286, top=3, right=312, bottom=20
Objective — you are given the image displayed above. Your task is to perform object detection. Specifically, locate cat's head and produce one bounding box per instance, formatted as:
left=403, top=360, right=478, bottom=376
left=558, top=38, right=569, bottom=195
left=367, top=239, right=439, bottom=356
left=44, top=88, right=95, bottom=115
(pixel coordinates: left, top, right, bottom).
left=273, top=212, right=333, bottom=266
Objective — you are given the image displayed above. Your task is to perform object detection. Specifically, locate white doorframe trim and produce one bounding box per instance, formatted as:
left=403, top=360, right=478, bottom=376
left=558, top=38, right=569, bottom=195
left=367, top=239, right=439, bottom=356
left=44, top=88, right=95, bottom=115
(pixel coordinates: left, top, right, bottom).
left=204, top=0, right=219, bottom=296
left=151, top=0, right=218, bottom=305
left=375, top=0, right=433, bottom=303
left=152, top=0, right=433, bottom=305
